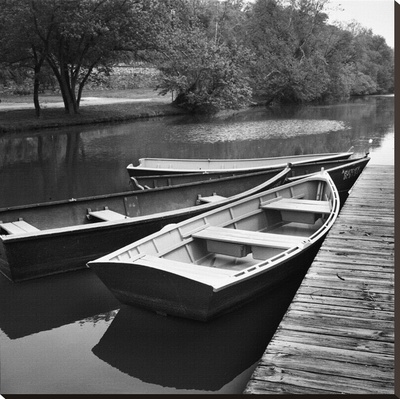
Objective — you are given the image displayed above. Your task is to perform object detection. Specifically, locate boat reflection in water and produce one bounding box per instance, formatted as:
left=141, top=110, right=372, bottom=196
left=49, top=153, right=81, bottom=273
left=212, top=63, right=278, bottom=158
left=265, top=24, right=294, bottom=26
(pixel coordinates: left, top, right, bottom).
left=0, top=269, right=119, bottom=340
left=92, top=268, right=306, bottom=391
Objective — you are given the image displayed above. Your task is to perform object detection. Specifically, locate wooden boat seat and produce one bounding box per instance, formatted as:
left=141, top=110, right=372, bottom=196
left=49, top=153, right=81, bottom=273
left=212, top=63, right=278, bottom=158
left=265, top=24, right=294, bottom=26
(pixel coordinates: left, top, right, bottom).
left=197, top=194, right=227, bottom=203
left=0, top=220, right=40, bottom=235
left=261, top=198, right=330, bottom=224
left=130, top=254, right=234, bottom=285
left=192, top=226, right=307, bottom=258
left=261, top=198, right=330, bottom=213
left=88, top=209, right=128, bottom=222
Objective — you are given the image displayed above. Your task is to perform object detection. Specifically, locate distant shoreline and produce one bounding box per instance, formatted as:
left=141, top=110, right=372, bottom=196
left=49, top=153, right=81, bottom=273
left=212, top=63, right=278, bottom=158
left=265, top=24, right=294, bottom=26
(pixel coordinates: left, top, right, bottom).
left=0, top=90, right=393, bottom=134
left=0, top=89, right=188, bottom=133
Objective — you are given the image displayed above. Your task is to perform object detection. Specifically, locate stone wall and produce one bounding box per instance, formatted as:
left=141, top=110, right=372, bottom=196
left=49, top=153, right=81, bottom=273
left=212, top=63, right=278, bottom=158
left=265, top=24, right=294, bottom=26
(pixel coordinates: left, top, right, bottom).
left=1, top=64, right=161, bottom=94
left=85, top=65, right=161, bottom=90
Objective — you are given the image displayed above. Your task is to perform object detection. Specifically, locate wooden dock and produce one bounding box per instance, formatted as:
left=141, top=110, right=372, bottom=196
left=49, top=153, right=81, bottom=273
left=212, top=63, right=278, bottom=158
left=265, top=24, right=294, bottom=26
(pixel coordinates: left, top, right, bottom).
left=244, top=164, right=394, bottom=394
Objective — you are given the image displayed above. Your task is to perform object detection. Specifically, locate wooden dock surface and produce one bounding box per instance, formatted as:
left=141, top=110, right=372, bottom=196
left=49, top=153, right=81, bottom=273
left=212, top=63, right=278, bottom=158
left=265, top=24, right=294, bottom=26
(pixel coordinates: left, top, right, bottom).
left=244, top=164, right=395, bottom=394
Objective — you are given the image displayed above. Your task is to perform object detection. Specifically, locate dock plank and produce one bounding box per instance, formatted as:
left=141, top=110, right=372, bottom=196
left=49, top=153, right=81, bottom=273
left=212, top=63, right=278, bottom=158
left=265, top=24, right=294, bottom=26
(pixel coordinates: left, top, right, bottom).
left=288, top=302, right=394, bottom=321
left=244, top=165, right=394, bottom=394
left=249, top=366, right=392, bottom=394
left=268, top=329, right=394, bottom=355
left=298, top=285, right=393, bottom=306
left=260, top=347, right=393, bottom=379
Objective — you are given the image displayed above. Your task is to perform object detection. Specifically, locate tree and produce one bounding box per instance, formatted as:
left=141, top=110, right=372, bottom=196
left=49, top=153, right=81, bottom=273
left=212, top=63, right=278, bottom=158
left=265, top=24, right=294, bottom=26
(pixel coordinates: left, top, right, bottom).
left=244, top=0, right=332, bottom=104
left=0, top=1, right=53, bottom=116
left=188, top=0, right=250, bottom=45
left=1, top=0, right=394, bottom=114
left=28, top=1, right=60, bottom=116
left=153, top=1, right=253, bottom=113
left=352, top=31, right=394, bottom=95
left=324, top=20, right=394, bottom=97
left=317, top=27, right=356, bottom=101
left=0, top=0, right=162, bottom=115
left=42, top=0, right=159, bottom=114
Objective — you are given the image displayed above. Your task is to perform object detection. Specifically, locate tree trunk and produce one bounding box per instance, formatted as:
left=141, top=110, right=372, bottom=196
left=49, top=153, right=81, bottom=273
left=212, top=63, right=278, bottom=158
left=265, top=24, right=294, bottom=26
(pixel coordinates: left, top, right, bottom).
left=47, top=58, right=80, bottom=114
left=61, top=64, right=78, bottom=114
left=58, top=75, right=79, bottom=114
left=33, top=65, right=42, bottom=118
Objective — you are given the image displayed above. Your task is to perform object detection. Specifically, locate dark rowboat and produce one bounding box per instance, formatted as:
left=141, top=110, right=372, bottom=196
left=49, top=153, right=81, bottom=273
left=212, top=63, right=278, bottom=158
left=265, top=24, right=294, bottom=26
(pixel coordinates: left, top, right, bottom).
left=126, top=151, right=353, bottom=177
left=88, top=171, right=339, bottom=321
left=287, top=154, right=370, bottom=203
left=0, top=167, right=289, bottom=282
left=131, top=155, right=370, bottom=205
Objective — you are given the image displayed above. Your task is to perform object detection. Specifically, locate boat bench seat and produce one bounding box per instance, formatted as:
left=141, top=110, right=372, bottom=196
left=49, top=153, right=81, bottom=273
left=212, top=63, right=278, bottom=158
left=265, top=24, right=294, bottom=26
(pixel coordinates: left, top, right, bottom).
left=197, top=194, right=227, bottom=203
left=130, top=254, right=234, bottom=285
left=192, top=226, right=306, bottom=258
left=88, top=209, right=128, bottom=222
left=261, top=198, right=331, bottom=213
left=0, top=220, right=40, bottom=235
left=261, top=198, right=330, bottom=224
left=133, top=254, right=233, bottom=276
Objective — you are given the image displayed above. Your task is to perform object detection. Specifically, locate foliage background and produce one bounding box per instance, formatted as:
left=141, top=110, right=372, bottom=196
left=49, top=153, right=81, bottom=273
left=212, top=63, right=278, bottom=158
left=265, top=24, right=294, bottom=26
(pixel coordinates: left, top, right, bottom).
left=0, top=0, right=394, bottom=114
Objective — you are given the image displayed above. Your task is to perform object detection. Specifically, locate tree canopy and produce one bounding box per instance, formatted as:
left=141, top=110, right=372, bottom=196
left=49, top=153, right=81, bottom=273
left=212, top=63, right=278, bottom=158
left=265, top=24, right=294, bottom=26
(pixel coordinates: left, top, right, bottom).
left=0, top=0, right=160, bottom=114
left=0, top=0, right=394, bottom=115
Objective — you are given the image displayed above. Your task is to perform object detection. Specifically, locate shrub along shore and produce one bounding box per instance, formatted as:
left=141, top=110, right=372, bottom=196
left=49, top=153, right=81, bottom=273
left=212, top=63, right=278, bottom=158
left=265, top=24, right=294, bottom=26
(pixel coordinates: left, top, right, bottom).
left=0, top=89, right=187, bottom=133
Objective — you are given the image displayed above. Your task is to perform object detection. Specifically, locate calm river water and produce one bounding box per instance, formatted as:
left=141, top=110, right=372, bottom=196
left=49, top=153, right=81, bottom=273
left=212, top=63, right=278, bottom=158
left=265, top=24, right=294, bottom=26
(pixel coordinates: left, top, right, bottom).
left=0, top=95, right=394, bottom=394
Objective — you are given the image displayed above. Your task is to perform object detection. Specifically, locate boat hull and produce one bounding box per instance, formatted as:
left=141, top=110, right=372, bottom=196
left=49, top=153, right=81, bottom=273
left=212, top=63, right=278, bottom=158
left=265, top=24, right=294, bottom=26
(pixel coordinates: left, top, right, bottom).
left=133, top=156, right=370, bottom=205
left=0, top=219, right=169, bottom=282
left=288, top=156, right=370, bottom=204
left=90, top=241, right=322, bottom=321
left=89, top=172, right=340, bottom=321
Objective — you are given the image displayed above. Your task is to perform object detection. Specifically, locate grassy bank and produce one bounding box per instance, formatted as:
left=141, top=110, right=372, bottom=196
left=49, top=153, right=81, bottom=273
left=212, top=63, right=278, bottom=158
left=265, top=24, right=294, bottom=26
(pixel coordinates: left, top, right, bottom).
left=0, top=89, right=187, bottom=133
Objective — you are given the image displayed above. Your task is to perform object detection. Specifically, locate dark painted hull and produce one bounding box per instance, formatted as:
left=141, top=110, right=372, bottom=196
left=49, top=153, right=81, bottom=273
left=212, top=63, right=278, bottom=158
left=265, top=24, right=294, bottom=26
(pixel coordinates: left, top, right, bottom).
left=131, top=156, right=370, bottom=208
left=0, top=168, right=288, bottom=282
left=133, top=156, right=369, bottom=196
left=288, top=156, right=370, bottom=204
left=0, top=219, right=173, bottom=282
left=90, top=241, right=322, bottom=321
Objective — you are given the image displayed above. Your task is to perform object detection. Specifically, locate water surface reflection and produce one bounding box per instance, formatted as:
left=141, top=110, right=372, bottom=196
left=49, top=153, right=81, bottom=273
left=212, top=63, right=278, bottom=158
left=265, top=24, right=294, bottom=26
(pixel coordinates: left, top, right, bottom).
left=0, top=96, right=394, bottom=394
left=0, top=266, right=305, bottom=394
left=92, top=270, right=305, bottom=391
left=0, top=96, right=393, bottom=208
left=0, top=269, right=119, bottom=339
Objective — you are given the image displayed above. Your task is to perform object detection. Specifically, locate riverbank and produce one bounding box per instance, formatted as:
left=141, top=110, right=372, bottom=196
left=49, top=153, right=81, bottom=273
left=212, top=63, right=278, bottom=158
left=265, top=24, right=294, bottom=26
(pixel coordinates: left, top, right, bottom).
left=0, top=89, right=188, bottom=133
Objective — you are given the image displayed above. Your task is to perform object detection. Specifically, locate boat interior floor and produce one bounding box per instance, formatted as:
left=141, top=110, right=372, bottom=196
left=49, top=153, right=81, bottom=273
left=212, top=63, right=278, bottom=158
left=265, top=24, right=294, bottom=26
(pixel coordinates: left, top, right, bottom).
left=269, top=220, right=323, bottom=237
left=193, top=220, right=322, bottom=271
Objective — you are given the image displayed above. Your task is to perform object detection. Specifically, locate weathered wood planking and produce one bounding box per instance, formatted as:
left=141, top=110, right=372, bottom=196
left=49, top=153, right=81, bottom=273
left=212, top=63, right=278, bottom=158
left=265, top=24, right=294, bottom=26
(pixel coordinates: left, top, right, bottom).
left=244, top=165, right=394, bottom=394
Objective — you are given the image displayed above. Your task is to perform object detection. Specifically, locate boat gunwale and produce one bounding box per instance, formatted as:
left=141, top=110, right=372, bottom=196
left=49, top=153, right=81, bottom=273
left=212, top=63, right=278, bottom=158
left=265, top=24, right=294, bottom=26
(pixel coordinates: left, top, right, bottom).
left=0, top=167, right=289, bottom=214
left=128, top=166, right=287, bottom=191
left=130, top=154, right=367, bottom=182
left=127, top=152, right=353, bottom=173
left=287, top=155, right=370, bottom=181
